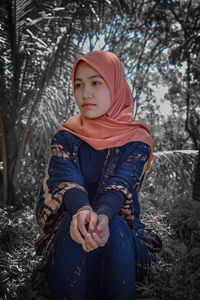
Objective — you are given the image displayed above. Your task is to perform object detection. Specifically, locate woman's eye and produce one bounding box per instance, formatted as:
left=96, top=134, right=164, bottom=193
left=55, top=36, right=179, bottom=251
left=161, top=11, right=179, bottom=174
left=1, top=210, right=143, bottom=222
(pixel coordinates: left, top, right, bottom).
left=75, top=83, right=82, bottom=89
left=92, top=81, right=101, bottom=86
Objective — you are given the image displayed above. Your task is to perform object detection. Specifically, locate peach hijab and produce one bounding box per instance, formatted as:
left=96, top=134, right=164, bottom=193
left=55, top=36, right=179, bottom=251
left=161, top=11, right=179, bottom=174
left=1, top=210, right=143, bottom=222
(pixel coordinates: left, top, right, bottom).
left=60, top=51, right=154, bottom=171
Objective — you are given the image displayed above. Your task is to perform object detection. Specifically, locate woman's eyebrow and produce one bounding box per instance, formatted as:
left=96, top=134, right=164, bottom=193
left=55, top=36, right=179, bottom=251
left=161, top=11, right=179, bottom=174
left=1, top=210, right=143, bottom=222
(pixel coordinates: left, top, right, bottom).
left=75, top=75, right=102, bottom=81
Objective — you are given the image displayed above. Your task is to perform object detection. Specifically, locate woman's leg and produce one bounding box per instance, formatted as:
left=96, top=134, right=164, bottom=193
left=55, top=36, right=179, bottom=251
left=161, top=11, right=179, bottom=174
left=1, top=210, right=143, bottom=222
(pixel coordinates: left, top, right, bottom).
left=44, top=214, right=102, bottom=300
left=94, top=216, right=149, bottom=300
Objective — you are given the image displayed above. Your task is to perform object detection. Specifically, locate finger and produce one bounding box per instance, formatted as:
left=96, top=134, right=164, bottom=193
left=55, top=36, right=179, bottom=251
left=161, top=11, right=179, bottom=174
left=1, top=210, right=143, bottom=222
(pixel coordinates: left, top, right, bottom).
left=70, top=218, right=85, bottom=245
left=88, top=227, right=103, bottom=239
left=82, top=243, right=90, bottom=252
left=92, top=232, right=102, bottom=245
left=85, top=233, right=99, bottom=251
left=77, top=213, right=89, bottom=238
left=89, top=212, right=98, bottom=230
left=70, top=224, right=85, bottom=245
left=97, top=215, right=108, bottom=231
left=92, top=232, right=108, bottom=247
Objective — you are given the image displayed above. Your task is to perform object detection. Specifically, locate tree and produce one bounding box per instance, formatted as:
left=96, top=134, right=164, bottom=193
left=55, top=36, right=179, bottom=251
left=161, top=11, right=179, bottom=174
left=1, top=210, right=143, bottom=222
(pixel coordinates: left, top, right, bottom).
left=0, top=0, right=128, bottom=205
left=99, top=0, right=200, bottom=200
left=0, top=0, right=78, bottom=204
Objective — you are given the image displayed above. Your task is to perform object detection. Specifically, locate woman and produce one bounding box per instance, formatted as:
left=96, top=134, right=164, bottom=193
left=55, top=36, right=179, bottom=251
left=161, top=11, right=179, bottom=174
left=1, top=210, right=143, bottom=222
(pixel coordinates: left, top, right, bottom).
left=35, top=51, right=162, bottom=300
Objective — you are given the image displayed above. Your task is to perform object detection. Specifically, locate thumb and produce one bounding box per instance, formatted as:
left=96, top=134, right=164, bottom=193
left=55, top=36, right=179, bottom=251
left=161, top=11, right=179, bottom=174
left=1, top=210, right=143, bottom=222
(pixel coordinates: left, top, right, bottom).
left=84, top=213, right=90, bottom=225
left=97, top=215, right=109, bottom=231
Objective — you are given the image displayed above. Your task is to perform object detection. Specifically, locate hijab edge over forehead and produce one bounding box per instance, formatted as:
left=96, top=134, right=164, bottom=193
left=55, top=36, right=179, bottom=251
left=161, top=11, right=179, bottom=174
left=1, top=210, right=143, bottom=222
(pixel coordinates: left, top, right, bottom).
left=60, top=50, right=154, bottom=172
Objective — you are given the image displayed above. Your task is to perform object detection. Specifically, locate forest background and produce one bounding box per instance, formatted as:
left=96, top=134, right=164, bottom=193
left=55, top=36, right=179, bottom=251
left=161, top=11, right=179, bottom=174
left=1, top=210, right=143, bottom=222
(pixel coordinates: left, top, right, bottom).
left=0, top=0, right=200, bottom=299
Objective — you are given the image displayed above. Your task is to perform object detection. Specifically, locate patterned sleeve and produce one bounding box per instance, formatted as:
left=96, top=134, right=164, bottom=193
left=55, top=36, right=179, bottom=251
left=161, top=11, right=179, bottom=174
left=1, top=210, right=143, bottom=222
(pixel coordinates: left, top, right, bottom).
left=36, top=131, right=88, bottom=233
left=103, top=142, right=151, bottom=197
left=95, top=142, right=151, bottom=226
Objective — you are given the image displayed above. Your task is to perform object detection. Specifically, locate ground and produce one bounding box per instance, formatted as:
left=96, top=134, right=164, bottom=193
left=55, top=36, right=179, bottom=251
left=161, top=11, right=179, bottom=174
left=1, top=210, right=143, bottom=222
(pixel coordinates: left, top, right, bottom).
left=0, top=195, right=200, bottom=299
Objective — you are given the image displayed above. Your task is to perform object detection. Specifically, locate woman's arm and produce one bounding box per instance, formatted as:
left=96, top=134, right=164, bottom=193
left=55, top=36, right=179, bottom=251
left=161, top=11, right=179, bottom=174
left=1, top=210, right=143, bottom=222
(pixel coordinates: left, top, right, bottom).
left=36, top=131, right=109, bottom=251
left=36, top=131, right=91, bottom=232
left=95, top=142, right=151, bottom=219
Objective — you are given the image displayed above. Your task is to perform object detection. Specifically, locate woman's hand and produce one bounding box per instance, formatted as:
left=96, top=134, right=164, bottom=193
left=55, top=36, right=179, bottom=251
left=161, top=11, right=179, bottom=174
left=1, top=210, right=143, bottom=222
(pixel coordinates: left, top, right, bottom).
left=70, top=206, right=99, bottom=251
left=89, top=214, right=110, bottom=248
left=70, top=206, right=110, bottom=252
left=82, top=214, right=110, bottom=252
left=86, top=215, right=110, bottom=251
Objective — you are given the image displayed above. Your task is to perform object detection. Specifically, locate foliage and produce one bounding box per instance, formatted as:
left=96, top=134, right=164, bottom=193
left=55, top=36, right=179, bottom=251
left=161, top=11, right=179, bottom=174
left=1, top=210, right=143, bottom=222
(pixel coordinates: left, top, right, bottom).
left=84, top=0, right=200, bottom=150
left=0, top=0, right=129, bottom=205
left=145, top=0, right=200, bottom=148
left=95, top=0, right=200, bottom=199
left=138, top=149, right=200, bottom=299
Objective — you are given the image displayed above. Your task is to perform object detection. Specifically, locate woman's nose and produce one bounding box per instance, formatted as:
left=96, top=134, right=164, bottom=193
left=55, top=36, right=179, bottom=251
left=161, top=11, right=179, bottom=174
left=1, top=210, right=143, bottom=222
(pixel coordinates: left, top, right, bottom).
left=82, top=85, right=92, bottom=98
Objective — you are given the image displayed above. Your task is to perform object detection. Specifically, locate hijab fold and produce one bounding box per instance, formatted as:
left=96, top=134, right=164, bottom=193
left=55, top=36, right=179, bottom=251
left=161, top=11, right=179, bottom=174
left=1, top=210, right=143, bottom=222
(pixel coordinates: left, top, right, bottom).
left=60, top=51, right=154, bottom=171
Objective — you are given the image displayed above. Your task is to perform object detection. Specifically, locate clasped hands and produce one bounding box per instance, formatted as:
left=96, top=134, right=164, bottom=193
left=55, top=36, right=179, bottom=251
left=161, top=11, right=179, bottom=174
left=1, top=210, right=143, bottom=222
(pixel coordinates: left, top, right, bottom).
left=70, top=205, right=110, bottom=252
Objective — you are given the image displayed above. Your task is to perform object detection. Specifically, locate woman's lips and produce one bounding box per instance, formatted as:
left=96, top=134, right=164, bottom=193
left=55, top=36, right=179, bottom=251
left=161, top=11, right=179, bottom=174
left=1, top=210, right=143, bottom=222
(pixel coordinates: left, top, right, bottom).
left=82, top=103, right=95, bottom=108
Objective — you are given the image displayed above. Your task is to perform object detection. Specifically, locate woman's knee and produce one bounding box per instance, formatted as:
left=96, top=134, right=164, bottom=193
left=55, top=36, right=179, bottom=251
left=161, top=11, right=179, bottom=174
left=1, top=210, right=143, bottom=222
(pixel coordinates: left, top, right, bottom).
left=108, top=216, right=132, bottom=245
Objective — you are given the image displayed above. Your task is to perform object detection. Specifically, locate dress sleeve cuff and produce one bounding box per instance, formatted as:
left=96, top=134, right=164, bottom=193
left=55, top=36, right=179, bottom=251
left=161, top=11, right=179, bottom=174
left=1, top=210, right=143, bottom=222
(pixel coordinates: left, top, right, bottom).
left=63, top=188, right=90, bottom=215
left=95, top=190, right=125, bottom=220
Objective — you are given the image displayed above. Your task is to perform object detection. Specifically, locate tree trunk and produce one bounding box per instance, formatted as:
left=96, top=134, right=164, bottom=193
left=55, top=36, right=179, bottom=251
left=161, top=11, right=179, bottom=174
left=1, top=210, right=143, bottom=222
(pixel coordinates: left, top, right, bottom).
left=0, top=112, right=8, bottom=206
left=193, top=148, right=200, bottom=201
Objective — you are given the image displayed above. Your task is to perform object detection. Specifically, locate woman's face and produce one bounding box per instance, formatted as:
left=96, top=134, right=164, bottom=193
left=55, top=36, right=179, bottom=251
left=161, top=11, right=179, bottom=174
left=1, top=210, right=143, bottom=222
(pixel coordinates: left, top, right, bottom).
left=74, top=61, right=111, bottom=119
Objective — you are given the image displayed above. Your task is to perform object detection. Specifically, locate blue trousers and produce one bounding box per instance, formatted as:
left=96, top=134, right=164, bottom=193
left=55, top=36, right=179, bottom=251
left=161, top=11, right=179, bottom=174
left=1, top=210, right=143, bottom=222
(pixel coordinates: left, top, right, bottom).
left=44, top=215, right=150, bottom=300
